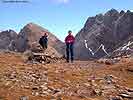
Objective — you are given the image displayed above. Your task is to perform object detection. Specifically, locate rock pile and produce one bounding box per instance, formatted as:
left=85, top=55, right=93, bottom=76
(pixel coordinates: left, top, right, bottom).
left=110, top=40, right=133, bottom=59
left=32, top=53, right=63, bottom=64
left=22, top=46, right=64, bottom=64
left=96, top=49, right=132, bottom=65
left=96, top=58, right=121, bottom=65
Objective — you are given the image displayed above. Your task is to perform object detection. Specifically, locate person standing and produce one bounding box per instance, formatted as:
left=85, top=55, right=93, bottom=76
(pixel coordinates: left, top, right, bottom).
left=65, top=30, right=75, bottom=63
left=39, top=32, right=48, bottom=50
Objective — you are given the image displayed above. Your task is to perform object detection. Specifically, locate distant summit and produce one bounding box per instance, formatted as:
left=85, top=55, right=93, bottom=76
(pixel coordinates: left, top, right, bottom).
left=74, top=9, right=133, bottom=59
left=0, top=23, right=65, bottom=57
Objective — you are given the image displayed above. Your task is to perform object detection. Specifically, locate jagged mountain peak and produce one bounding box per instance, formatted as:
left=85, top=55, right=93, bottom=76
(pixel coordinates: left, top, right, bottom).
left=74, top=9, right=133, bottom=59
left=105, top=9, right=119, bottom=14
left=21, top=22, right=49, bottom=34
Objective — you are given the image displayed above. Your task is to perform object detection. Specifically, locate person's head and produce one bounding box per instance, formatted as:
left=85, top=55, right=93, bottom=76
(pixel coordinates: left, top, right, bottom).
left=42, top=32, right=48, bottom=37
left=68, top=30, right=72, bottom=35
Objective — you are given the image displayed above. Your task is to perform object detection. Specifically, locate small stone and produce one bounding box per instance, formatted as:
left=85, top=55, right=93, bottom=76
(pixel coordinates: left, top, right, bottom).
left=127, top=88, right=133, bottom=92
left=41, top=91, right=49, bottom=95
left=5, top=81, right=11, bottom=86
left=42, top=61, right=45, bottom=64
left=109, top=96, right=122, bottom=100
left=47, top=89, right=52, bottom=93
left=32, top=92, right=39, bottom=96
left=24, top=86, right=30, bottom=89
left=57, top=97, right=62, bottom=100
left=94, top=89, right=102, bottom=96
left=42, top=86, right=48, bottom=90
left=119, top=93, right=133, bottom=99
left=104, top=75, right=113, bottom=84
left=32, top=87, right=39, bottom=90
left=53, top=89, right=61, bottom=94
left=20, top=96, right=29, bottom=100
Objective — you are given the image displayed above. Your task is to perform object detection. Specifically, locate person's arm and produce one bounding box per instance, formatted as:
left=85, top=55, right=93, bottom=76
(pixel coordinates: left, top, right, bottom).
left=46, top=37, right=48, bottom=42
left=72, top=35, right=75, bottom=43
left=65, top=36, right=67, bottom=43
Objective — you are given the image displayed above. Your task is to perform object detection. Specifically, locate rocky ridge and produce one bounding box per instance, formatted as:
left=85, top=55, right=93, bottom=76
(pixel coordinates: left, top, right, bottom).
left=74, top=9, right=133, bottom=59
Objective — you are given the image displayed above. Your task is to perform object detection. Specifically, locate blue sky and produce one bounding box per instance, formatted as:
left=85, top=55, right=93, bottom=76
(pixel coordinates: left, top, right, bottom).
left=0, top=0, right=133, bottom=41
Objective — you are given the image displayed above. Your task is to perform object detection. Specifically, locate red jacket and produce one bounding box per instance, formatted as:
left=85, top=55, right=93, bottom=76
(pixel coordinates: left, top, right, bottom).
left=65, top=34, right=75, bottom=43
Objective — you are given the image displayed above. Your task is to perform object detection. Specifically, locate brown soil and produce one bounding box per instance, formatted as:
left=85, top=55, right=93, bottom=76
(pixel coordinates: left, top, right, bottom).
left=0, top=52, right=132, bottom=100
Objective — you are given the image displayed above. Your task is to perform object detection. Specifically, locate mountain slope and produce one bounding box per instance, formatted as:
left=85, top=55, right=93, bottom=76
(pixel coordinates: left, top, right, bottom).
left=15, top=23, right=65, bottom=54
left=74, top=9, right=133, bottom=59
left=0, top=23, right=65, bottom=58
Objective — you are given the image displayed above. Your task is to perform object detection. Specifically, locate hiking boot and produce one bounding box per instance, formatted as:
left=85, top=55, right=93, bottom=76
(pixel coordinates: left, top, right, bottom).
left=71, top=60, right=74, bottom=63
left=66, top=60, right=69, bottom=63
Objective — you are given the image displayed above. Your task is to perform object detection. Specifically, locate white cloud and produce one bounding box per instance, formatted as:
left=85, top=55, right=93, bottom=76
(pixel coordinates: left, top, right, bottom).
left=130, top=10, right=133, bottom=12
left=52, top=0, right=69, bottom=4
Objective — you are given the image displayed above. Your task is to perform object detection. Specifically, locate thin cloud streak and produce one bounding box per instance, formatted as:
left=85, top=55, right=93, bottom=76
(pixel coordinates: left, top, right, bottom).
left=52, top=0, right=70, bottom=4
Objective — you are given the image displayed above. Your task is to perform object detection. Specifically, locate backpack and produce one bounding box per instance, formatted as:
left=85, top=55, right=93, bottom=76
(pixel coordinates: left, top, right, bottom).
left=39, top=37, right=43, bottom=47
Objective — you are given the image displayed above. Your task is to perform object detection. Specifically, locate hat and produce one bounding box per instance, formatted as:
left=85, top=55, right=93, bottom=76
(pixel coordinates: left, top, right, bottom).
left=68, top=30, right=72, bottom=33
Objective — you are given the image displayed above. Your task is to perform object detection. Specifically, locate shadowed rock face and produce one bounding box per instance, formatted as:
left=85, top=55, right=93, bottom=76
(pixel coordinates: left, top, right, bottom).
left=74, top=9, right=133, bottom=59
left=0, top=30, right=17, bottom=50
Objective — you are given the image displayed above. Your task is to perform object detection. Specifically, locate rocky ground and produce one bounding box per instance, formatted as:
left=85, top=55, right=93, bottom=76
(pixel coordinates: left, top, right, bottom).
left=0, top=52, right=132, bottom=100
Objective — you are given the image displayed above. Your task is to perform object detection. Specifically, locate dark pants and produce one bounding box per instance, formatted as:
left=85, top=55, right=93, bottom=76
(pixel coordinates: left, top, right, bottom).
left=66, top=43, right=74, bottom=62
left=42, top=43, right=48, bottom=49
